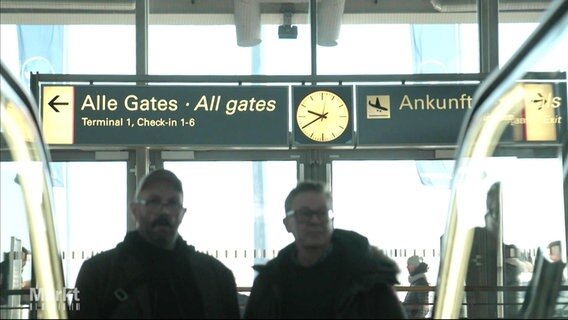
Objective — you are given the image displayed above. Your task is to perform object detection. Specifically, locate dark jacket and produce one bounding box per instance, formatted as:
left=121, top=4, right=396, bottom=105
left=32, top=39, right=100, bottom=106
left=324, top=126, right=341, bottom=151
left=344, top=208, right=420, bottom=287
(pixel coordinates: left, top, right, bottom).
left=70, top=231, right=240, bottom=319
left=403, top=262, right=430, bottom=319
left=243, top=229, right=406, bottom=319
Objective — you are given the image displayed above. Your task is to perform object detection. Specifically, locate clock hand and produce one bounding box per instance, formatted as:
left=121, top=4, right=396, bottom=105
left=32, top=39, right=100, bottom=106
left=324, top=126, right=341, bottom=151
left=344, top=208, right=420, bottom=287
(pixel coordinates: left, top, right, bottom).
left=307, top=110, right=325, bottom=118
left=302, top=114, right=324, bottom=129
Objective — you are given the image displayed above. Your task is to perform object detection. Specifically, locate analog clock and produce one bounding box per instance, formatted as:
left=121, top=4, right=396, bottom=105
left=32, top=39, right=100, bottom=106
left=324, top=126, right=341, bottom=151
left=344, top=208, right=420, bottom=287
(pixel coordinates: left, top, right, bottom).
left=295, top=90, right=349, bottom=142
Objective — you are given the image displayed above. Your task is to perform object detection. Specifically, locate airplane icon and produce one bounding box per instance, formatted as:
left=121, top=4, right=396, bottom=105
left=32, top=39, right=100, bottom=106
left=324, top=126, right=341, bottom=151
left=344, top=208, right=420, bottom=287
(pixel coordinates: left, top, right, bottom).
left=368, top=97, right=388, bottom=112
left=531, top=92, right=547, bottom=110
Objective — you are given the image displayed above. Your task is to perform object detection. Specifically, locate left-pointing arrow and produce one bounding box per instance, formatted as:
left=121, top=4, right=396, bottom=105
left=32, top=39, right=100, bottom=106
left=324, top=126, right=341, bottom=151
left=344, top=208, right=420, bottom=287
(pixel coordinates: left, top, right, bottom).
left=48, top=95, right=69, bottom=112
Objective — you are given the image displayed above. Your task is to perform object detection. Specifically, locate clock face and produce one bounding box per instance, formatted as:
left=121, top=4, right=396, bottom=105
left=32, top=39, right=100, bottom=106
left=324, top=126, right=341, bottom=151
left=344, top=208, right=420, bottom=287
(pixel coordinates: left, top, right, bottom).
left=296, top=90, right=349, bottom=142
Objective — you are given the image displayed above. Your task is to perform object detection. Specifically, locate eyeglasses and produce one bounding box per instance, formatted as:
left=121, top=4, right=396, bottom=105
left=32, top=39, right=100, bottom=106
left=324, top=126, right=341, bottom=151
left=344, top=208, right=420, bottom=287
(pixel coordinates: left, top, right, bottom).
left=286, top=208, right=333, bottom=223
left=137, top=199, right=184, bottom=211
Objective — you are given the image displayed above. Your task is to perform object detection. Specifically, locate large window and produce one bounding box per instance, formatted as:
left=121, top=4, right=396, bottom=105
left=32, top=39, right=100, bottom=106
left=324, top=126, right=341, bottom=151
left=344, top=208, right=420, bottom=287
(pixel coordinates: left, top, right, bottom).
left=165, top=160, right=297, bottom=287
left=1, top=8, right=551, bottom=83
left=0, top=162, right=34, bottom=283
left=331, top=157, right=565, bottom=289
left=332, top=160, right=452, bottom=287
left=1, top=1, right=563, bottom=306
left=51, top=161, right=127, bottom=289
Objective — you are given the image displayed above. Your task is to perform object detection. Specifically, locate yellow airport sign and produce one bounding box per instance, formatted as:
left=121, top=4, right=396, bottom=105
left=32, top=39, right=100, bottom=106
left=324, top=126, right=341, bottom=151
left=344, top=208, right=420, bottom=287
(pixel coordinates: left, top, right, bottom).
left=42, top=86, right=74, bottom=144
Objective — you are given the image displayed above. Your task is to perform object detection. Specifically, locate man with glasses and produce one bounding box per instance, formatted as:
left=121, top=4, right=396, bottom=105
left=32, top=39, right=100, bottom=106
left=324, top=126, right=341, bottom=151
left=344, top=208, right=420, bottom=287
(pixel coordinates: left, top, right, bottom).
left=71, top=169, right=240, bottom=319
left=244, top=181, right=406, bottom=318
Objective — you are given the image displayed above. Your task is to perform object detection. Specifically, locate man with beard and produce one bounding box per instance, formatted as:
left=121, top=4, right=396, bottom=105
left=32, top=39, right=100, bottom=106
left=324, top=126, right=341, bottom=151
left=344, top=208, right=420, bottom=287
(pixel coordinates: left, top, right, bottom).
left=71, top=169, right=240, bottom=319
left=403, top=255, right=430, bottom=319
left=244, top=181, right=406, bottom=319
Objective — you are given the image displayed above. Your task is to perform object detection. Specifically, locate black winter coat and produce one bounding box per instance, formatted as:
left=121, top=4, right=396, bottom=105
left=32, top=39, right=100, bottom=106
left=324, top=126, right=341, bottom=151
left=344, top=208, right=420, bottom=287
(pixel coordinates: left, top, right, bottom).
left=243, top=229, right=407, bottom=319
left=70, top=231, right=240, bottom=319
left=403, top=262, right=430, bottom=319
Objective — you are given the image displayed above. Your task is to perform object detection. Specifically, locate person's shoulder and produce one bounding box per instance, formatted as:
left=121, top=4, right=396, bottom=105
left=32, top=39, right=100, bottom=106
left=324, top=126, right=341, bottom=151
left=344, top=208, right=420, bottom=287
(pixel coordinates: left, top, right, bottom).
left=185, top=246, right=234, bottom=272
left=416, top=276, right=429, bottom=286
left=247, top=245, right=295, bottom=285
left=255, top=243, right=295, bottom=272
left=80, top=244, right=123, bottom=267
left=252, top=255, right=283, bottom=275
left=190, top=248, right=222, bottom=263
left=75, top=246, right=123, bottom=286
left=368, top=245, right=400, bottom=273
left=333, top=228, right=369, bottom=247
left=342, top=243, right=402, bottom=285
left=332, top=229, right=392, bottom=265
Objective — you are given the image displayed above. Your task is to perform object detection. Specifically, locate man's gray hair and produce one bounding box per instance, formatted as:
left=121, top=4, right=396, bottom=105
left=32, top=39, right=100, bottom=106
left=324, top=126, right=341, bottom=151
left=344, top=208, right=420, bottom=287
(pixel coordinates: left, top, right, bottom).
left=135, top=169, right=183, bottom=199
left=284, top=180, right=332, bottom=214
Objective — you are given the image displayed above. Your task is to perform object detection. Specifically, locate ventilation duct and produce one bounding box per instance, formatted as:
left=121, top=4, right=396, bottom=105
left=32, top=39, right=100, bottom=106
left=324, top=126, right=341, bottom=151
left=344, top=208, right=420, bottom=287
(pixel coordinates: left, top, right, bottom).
left=317, top=0, right=345, bottom=46
left=431, top=0, right=553, bottom=12
left=234, top=0, right=262, bottom=47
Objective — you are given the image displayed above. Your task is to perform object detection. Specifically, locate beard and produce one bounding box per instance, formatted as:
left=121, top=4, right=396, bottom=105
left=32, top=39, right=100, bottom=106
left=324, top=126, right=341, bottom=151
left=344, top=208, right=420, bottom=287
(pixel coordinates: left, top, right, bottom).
left=141, top=216, right=179, bottom=249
